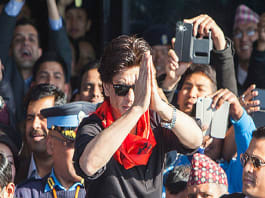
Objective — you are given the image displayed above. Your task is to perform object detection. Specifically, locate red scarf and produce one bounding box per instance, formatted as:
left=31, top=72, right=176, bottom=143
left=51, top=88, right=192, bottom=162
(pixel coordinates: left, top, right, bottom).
left=93, top=100, right=157, bottom=169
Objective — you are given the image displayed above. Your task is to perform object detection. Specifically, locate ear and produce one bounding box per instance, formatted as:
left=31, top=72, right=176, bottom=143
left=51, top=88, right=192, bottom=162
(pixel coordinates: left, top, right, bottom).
left=103, top=83, right=110, bottom=97
left=46, top=135, right=54, bottom=155
left=5, top=182, right=15, bottom=198
left=86, top=19, right=92, bottom=31
left=38, top=48, right=43, bottom=57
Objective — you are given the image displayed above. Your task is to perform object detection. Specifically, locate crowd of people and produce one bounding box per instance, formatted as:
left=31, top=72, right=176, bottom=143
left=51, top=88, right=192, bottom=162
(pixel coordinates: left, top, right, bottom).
left=0, top=0, right=264, bottom=197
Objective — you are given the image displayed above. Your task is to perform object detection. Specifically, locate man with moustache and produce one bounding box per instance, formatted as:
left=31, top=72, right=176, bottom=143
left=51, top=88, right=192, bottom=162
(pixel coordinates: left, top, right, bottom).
left=73, top=61, right=104, bottom=104
left=221, top=127, right=265, bottom=198
left=73, top=35, right=203, bottom=198
left=15, top=84, right=66, bottom=184
left=0, top=0, right=71, bottom=122
left=15, top=102, right=95, bottom=198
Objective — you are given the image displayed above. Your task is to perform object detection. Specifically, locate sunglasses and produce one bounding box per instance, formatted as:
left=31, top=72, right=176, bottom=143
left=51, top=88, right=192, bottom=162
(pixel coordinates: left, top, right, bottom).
left=113, top=84, right=135, bottom=96
left=240, top=152, right=265, bottom=169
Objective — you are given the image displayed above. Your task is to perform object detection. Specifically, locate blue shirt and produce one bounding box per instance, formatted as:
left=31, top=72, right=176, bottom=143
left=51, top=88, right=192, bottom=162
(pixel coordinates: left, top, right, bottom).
left=221, top=110, right=256, bottom=193
left=5, top=0, right=24, bottom=16
left=44, top=169, right=83, bottom=192
left=162, top=109, right=255, bottom=197
left=5, top=0, right=62, bottom=31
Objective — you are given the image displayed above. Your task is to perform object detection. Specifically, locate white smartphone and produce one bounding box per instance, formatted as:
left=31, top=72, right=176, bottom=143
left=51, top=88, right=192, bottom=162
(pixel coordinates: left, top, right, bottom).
left=196, top=97, right=230, bottom=139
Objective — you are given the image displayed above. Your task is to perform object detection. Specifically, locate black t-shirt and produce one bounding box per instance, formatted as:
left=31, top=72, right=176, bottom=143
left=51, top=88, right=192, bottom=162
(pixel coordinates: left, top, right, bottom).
left=221, top=193, right=245, bottom=198
left=73, top=111, right=196, bottom=198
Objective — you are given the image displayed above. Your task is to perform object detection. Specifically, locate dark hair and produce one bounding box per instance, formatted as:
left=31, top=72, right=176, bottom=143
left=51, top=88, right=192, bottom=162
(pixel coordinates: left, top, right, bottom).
left=0, top=153, right=12, bottom=188
left=24, top=84, right=66, bottom=112
left=65, top=1, right=91, bottom=19
left=32, top=51, right=68, bottom=82
left=252, top=126, right=265, bottom=139
left=79, top=60, right=100, bottom=83
left=99, top=35, right=151, bottom=83
left=178, top=64, right=217, bottom=92
left=15, top=17, right=40, bottom=47
left=165, top=165, right=190, bottom=194
left=0, top=131, right=18, bottom=173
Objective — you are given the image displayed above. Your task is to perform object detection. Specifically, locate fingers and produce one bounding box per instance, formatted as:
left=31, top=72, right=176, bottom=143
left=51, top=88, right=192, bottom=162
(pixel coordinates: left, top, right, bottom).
left=245, top=100, right=260, bottom=114
left=241, top=84, right=257, bottom=102
left=239, top=84, right=260, bottom=113
left=184, top=14, right=215, bottom=37
left=210, top=89, right=237, bottom=109
left=134, top=52, right=152, bottom=109
left=198, top=16, right=213, bottom=37
left=202, top=135, right=213, bottom=149
left=167, top=49, right=179, bottom=70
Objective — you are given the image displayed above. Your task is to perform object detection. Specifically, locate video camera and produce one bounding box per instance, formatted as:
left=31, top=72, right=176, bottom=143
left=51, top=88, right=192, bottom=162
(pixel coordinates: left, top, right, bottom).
left=174, top=22, right=213, bottom=64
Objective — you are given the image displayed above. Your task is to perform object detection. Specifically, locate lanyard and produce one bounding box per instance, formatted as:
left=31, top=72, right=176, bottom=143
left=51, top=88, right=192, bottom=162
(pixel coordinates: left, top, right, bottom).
left=48, top=176, right=82, bottom=198
left=52, top=185, right=81, bottom=198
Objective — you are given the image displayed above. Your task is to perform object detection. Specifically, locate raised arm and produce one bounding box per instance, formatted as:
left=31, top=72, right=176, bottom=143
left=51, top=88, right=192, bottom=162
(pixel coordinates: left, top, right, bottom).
left=184, top=14, right=238, bottom=95
left=47, top=0, right=72, bottom=82
left=0, top=0, right=24, bottom=64
left=79, top=52, right=152, bottom=176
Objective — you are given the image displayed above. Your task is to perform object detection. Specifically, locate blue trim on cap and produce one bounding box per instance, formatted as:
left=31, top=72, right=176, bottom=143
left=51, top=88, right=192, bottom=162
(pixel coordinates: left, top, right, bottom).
left=47, top=115, right=79, bottom=128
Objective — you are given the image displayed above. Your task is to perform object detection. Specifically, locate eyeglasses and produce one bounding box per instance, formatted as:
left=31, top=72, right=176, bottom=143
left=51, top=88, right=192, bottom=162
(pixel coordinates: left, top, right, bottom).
left=234, top=29, right=257, bottom=39
left=112, top=84, right=135, bottom=96
left=240, top=152, right=265, bottom=169
left=50, top=135, right=75, bottom=148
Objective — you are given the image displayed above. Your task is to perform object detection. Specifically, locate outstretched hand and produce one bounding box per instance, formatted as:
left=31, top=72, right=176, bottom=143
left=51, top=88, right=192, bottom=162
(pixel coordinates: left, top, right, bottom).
left=239, top=84, right=260, bottom=114
left=184, top=14, right=226, bottom=50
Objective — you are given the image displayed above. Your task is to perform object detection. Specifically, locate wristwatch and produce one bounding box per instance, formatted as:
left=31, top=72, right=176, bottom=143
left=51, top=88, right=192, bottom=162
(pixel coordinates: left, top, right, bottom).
left=161, top=106, right=177, bottom=129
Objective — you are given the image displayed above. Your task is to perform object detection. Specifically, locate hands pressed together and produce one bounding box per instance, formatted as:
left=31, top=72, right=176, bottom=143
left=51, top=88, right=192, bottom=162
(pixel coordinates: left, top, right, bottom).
left=133, top=51, right=164, bottom=114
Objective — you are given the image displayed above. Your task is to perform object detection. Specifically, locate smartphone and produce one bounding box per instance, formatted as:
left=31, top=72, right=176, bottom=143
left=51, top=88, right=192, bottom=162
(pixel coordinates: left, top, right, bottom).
left=196, top=97, right=230, bottom=139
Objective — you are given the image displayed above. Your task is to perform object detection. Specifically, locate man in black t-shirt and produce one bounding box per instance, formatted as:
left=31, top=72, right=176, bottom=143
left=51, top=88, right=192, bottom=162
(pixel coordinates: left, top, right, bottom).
left=73, top=35, right=203, bottom=198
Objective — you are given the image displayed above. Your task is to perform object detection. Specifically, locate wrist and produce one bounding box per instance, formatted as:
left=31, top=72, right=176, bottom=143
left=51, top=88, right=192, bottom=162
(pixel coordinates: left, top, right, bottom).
left=162, top=75, right=180, bottom=91
left=130, top=105, right=147, bottom=116
left=161, top=105, right=177, bottom=129
left=230, top=106, right=244, bottom=121
left=213, top=34, right=226, bottom=51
